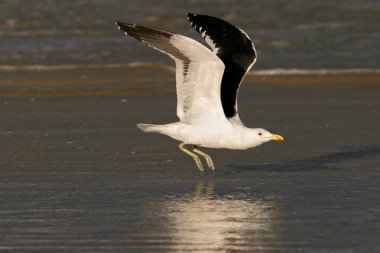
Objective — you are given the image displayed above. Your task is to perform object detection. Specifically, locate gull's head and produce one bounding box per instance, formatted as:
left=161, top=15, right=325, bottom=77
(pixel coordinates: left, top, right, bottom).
left=251, top=128, right=284, bottom=145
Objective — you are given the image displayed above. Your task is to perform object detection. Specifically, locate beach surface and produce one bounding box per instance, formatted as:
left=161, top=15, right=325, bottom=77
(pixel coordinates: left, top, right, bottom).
left=1, top=66, right=379, bottom=252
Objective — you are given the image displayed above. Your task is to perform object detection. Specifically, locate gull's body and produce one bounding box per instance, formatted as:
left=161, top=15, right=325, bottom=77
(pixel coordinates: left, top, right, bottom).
left=139, top=120, right=269, bottom=150
left=116, top=13, right=283, bottom=172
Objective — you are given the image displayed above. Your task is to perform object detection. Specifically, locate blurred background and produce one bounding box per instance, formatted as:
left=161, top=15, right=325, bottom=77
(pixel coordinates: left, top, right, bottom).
left=1, top=0, right=379, bottom=69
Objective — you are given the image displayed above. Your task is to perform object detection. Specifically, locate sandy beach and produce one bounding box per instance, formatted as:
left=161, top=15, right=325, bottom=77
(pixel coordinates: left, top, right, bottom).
left=0, top=66, right=379, bottom=252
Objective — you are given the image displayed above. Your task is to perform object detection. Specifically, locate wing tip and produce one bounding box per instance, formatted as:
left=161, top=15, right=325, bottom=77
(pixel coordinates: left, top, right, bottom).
left=187, top=12, right=197, bottom=21
left=115, top=21, right=122, bottom=30
left=115, top=22, right=137, bottom=34
left=187, top=13, right=201, bottom=32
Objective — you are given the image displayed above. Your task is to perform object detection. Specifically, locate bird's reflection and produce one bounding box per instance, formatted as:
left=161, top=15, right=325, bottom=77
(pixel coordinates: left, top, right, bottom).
left=157, top=180, right=281, bottom=252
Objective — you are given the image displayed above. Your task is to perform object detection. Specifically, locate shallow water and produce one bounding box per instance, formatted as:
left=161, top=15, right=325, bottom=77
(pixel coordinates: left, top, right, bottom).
left=1, top=70, right=380, bottom=251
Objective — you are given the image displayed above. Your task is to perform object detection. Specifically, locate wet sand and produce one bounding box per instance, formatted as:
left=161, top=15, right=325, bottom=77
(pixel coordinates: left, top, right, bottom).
left=1, top=67, right=380, bottom=252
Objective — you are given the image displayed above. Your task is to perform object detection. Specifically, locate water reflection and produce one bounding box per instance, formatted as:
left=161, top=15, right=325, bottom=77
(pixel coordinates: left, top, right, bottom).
left=157, top=180, right=281, bottom=252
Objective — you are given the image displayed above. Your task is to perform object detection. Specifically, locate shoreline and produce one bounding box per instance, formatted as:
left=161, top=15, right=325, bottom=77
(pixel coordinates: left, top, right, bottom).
left=1, top=63, right=379, bottom=75
left=1, top=65, right=379, bottom=97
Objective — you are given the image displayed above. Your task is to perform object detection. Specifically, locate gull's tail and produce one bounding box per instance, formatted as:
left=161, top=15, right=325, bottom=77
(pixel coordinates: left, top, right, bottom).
left=137, top=123, right=164, bottom=133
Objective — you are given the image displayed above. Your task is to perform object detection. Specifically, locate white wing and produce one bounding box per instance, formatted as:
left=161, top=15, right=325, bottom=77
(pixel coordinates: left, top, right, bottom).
left=116, top=22, right=226, bottom=124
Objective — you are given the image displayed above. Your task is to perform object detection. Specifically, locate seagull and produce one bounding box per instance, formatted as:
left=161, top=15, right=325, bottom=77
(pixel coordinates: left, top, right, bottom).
left=116, top=13, right=284, bottom=172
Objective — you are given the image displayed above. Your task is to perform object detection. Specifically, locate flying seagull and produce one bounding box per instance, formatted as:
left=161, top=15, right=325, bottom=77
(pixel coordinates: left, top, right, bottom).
left=116, top=13, right=284, bottom=172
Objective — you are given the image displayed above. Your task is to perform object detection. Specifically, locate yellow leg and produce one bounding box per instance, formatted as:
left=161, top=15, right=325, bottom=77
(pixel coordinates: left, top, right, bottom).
left=192, top=146, right=216, bottom=171
left=179, top=143, right=204, bottom=172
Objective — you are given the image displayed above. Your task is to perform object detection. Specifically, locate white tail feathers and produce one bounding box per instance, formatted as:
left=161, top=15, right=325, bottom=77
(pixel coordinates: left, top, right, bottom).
left=137, top=123, right=163, bottom=133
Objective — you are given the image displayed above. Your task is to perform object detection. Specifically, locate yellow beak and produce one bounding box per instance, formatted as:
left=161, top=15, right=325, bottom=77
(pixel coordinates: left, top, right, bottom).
left=270, top=134, right=284, bottom=141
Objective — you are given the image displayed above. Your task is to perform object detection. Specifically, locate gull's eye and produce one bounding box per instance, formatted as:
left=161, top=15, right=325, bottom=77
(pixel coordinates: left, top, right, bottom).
left=258, top=132, right=262, bottom=136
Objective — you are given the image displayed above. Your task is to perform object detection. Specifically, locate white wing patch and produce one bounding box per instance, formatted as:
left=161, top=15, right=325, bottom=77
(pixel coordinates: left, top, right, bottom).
left=117, top=22, right=227, bottom=124
left=204, top=35, right=219, bottom=54
left=169, top=35, right=225, bottom=124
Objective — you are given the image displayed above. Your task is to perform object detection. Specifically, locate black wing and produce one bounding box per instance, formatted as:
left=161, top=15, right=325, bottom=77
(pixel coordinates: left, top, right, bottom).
left=187, top=13, right=257, bottom=118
